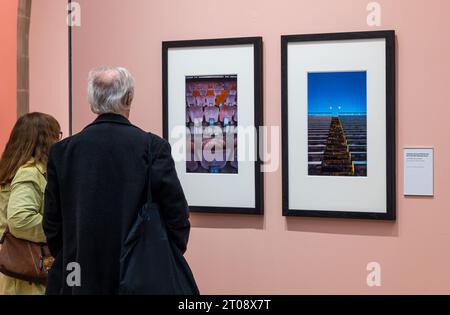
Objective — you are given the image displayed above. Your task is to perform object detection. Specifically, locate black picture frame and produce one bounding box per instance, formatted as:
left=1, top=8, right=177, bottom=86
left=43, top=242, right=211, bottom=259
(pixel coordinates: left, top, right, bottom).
left=162, top=37, right=264, bottom=215
left=281, top=30, right=396, bottom=220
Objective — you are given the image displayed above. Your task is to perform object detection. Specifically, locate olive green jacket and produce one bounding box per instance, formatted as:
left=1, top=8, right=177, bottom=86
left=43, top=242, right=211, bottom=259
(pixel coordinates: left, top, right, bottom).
left=0, top=160, right=47, bottom=295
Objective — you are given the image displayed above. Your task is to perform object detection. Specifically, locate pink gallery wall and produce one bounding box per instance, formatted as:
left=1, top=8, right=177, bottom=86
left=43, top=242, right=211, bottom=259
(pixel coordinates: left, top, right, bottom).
left=31, top=0, right=450, bottom=294
left=0, top=0, right=18, bottom=153
left=29, top=0, right=69, bottom=136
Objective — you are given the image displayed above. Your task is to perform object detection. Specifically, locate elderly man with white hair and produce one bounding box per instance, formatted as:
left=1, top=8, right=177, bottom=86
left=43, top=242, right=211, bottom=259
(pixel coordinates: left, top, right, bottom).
left=43, top=67, right=191, bottom=295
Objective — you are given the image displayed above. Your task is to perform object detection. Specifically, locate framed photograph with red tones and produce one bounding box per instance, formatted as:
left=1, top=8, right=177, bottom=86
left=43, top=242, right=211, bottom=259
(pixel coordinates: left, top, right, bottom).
left=281, top=31, right=396, bottom=220
left=163, top=37, right=264, bottom=215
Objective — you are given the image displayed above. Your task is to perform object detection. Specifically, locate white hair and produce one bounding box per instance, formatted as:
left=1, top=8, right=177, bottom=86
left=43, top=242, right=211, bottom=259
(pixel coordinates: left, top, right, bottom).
left=87, top=67, right=135, bottom=115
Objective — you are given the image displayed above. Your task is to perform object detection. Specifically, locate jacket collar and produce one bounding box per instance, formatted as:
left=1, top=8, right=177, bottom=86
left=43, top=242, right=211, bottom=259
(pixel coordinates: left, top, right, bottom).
left=84, top=113, right=132, bottom=130
left=24, top=158, right=46, bottom=176
left=35, top=163, right=46, bottom=176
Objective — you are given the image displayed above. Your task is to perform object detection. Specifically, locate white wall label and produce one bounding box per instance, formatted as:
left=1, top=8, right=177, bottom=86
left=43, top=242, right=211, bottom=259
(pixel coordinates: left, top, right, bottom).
left=403, top=148, right=434, bottom=196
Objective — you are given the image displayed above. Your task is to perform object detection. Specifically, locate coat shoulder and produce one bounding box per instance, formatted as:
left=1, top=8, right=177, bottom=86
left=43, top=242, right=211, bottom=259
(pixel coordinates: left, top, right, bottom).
left=148, top=132, right=171, bottom=154
left=148, top=132, right=168, bottom=146
left=12, top=164, right=46, bottom=189
left=49, top=135, right=71, bottom=156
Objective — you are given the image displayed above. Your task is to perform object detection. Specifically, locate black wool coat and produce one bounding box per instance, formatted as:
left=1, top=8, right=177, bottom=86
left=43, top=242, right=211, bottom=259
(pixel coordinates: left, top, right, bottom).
left=43, top=113, right=190, bottom=295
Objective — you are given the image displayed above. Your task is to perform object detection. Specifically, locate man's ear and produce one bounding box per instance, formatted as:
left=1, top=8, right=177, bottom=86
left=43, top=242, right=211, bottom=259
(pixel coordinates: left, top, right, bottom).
left=125, top=91, right=134, bottom=106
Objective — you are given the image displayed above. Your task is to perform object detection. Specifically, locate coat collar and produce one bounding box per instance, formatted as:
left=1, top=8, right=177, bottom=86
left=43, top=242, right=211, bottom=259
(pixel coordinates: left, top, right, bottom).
left=24, top=158, right=46, bottom=176
left=84, top=113, right=132, bottom=130
left=35, top=163, right=46, bottom=176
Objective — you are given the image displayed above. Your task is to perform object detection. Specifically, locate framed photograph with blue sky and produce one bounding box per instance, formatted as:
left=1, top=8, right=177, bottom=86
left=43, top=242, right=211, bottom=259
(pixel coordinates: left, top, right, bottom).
left=282, top=31, right=396, bottom=220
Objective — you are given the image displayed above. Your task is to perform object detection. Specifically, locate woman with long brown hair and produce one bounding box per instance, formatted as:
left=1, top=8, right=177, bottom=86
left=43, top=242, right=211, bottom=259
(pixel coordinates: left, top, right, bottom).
left=0, top=113, right=61, bottom=295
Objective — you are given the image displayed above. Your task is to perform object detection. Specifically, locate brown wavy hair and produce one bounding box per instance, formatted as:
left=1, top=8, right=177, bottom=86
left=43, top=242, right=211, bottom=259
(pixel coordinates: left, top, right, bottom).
left=0, top=113, right=61, bottom=186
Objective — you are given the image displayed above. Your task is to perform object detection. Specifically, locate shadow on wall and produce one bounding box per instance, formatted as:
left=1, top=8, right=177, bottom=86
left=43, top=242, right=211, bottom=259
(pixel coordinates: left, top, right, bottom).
left=285, top=217, right=398, bottom=237
left=191, top=213, right=265, bottom=230
left=190, top=211, right=398, bottom=237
